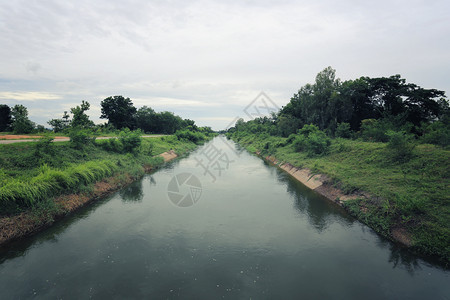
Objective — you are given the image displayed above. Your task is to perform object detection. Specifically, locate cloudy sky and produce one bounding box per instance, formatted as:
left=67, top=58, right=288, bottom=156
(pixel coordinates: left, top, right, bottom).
left=0, top=0, right=449, bottom=130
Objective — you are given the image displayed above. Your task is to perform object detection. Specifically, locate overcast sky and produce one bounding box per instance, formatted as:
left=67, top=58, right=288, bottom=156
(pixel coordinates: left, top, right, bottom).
left=1, top=0, right=449, bottom=130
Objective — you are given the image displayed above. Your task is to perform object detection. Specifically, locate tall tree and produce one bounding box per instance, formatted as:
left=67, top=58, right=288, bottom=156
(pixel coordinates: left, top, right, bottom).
left=0, top=104, right=12, bottom=131
left=11, top=104, right=34, bottom=134
left=100, top=96, right=137, bottom=129
left=70, top=101, right=94, bottom=128
left=135, top=106, right=156, bottom=133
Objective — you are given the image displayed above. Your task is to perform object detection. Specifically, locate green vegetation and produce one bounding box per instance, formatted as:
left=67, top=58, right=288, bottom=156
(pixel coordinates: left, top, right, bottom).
left=229, top=131, right=449, bottom=263
left=0, top=133, right=207, bottom=216
left=226, top=67, right=449, bottom=264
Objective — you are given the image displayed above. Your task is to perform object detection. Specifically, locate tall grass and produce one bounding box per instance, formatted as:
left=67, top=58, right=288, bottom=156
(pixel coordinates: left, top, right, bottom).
left=0, top=160, right=118, bottom=207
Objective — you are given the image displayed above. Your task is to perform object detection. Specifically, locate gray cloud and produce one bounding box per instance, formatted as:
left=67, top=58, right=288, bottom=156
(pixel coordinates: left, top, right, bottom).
left=0, top=0, right=449, bottom=129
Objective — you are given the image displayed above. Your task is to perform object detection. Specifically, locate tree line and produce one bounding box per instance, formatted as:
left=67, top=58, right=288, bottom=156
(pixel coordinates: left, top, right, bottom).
left=228, top=67, right=449, bottom=147
left=0, top=95, right=212, bottom=135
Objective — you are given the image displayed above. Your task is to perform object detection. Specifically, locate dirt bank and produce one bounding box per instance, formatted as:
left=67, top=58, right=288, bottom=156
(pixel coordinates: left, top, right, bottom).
left=0, top=151, right=178, bottom=246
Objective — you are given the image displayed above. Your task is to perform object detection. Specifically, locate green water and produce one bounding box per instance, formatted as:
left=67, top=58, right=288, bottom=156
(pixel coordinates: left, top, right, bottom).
left=0, top=137, right=448, bottom=299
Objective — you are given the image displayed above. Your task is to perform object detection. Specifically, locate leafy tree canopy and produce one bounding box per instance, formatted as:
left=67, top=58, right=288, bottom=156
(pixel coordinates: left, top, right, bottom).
left=101, top=95, right=137, bottom=129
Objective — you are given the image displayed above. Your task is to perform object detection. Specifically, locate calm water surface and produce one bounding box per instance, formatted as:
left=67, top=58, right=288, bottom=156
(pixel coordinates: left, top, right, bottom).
left=0, top=137, right=448, bottom=299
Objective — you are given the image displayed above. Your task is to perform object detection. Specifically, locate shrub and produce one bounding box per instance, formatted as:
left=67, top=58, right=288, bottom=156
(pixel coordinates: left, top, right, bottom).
left=34, top=135, right=54, bottom=156
left=335, top=122, right=352, bottom=138
left=175, top=130, right=206, bottom=144
left=420, top=121, right=450, bottom=147
left=69, top=128, right=95, bottom=149
left=293, top=124, right=331, bottom=156
left=386, top=130, right=416, bottom=162
left=119, top=129, right=142, bottom=153
left=360, top=119, right=389, bottom=142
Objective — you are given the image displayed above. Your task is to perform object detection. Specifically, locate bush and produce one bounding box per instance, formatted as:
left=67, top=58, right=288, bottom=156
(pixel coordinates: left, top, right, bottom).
left=335, top=122, right=352, bottom=138
left=119, top=129, right=142, bottom=153
left=293, top=124, right=331, bottom=156
left=175, top=130, right=206, bottom=144
left=420, top=121, right=450, bottom=147
left=386, top=130, right=415, bottom=162
left=34, top=135, right=54, bottom=156
left=69, top=128, right=95, bottom=149
left=360, top=119, right=389, bottom=142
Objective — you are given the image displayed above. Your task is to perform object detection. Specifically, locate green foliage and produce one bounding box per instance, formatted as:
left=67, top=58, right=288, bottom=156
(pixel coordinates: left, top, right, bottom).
left=0, top=160, right=118, bottom=207
left=175, top=129, right=206, bottom=144
left=231, top=132, right=450, bottom=263
left=293, top=125, right=331, bottom=156
left=11, top=104, right=34, bottom=134
left=101, top=95, right=137, bottom=129
left=34, top=135, right=54, bottom=157
left=0, top=104, right=12, bottom=131
left=386, top=130, right=416, bottom=162
left=70, top=101, right=94, bottom=129
left=335, top=122, right=352, bottom=138
left=360, top=119, right=389, bottom=142
left=420, top=121, right=450, bottom=147
left=119, top=129, right=142, bottom=153
left=69, top=128, right=95, bottom=149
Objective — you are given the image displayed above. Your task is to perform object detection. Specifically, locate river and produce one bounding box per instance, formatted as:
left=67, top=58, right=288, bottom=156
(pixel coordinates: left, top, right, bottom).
left=0, top=137, right=448, bottom=299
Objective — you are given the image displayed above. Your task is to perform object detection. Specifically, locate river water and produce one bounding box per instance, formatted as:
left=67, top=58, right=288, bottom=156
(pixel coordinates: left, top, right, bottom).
left=0, top=137, right=448, bottom=299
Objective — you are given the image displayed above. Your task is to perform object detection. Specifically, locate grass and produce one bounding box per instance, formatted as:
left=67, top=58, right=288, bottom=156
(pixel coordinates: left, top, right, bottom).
left=0, top=135, right=203, bottom=215
left=230, top=132, right=450, bottom=264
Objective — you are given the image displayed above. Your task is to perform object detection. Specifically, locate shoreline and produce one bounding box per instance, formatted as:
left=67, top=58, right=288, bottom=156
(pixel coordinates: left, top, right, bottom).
left=0, top=151, right=178, bottom=247
left=257, top=151, right=413, bottom=247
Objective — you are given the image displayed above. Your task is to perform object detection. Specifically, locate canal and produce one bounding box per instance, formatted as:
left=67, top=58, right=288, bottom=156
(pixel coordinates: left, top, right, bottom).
left=0, top=137, right=448, bottom=299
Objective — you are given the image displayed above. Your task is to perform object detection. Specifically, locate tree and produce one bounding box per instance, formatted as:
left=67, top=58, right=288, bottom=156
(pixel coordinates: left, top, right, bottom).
left=11, top=104, right=34, bottom=134
left=48, top=119, right=65, bottom=132
left=0, top=104, right=12, bottom=131
left=70, top=101, right=94, bottom=128
left=135, top=106, right=156, bottom=133
left=48, top=111, right=71, bottom=132
left=100, top=96, right=137, bottom=129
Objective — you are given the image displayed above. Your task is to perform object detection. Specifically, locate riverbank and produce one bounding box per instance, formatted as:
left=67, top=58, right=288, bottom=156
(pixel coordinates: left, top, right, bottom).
left=0, top=135, right=208, bottom=246
left=230, top=134, right=449, bottom=265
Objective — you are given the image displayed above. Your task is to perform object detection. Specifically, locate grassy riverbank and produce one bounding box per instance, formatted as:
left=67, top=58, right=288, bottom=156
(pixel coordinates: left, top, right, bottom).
left=0, top=135, right=208, bottom=236
left=229, top=133, right=449, bottom=265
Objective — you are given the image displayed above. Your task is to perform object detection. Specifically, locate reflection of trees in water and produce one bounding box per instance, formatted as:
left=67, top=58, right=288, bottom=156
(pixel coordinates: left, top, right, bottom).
left=276, top=169, right=353, bottom=233
left=146, top=175, right=156, bottom=187
left=120, top=180, right=144, bottom=203
left=375, top=236, right=431, bottom=274
left=0, top=197, right=110, bottom=264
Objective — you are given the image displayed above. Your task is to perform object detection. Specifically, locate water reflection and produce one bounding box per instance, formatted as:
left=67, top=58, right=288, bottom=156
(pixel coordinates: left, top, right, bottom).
left=266, top=159, right=444, bottom=272
left=272, top=165, right=353, bottom=232
left=119, top=180, right=144, bottom=203
left=0, top=195, right=111, bottom=265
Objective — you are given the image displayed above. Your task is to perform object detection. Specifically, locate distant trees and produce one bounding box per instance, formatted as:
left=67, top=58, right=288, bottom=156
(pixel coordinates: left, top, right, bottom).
left=277, top=67, right=448, bottom=137
left=228, top=67, right=449, bottom=148
left=0, top=104, right=12, bottom=131
left=100, top=96, right=137, bottom=129
left=48, top=111, right=70, bottom=133
left=11, top=104, right=34, bottom=134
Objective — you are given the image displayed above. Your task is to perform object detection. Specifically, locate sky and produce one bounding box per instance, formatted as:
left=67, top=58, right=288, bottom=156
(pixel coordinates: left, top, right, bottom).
left=0, top=0, right=449, bottom=130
